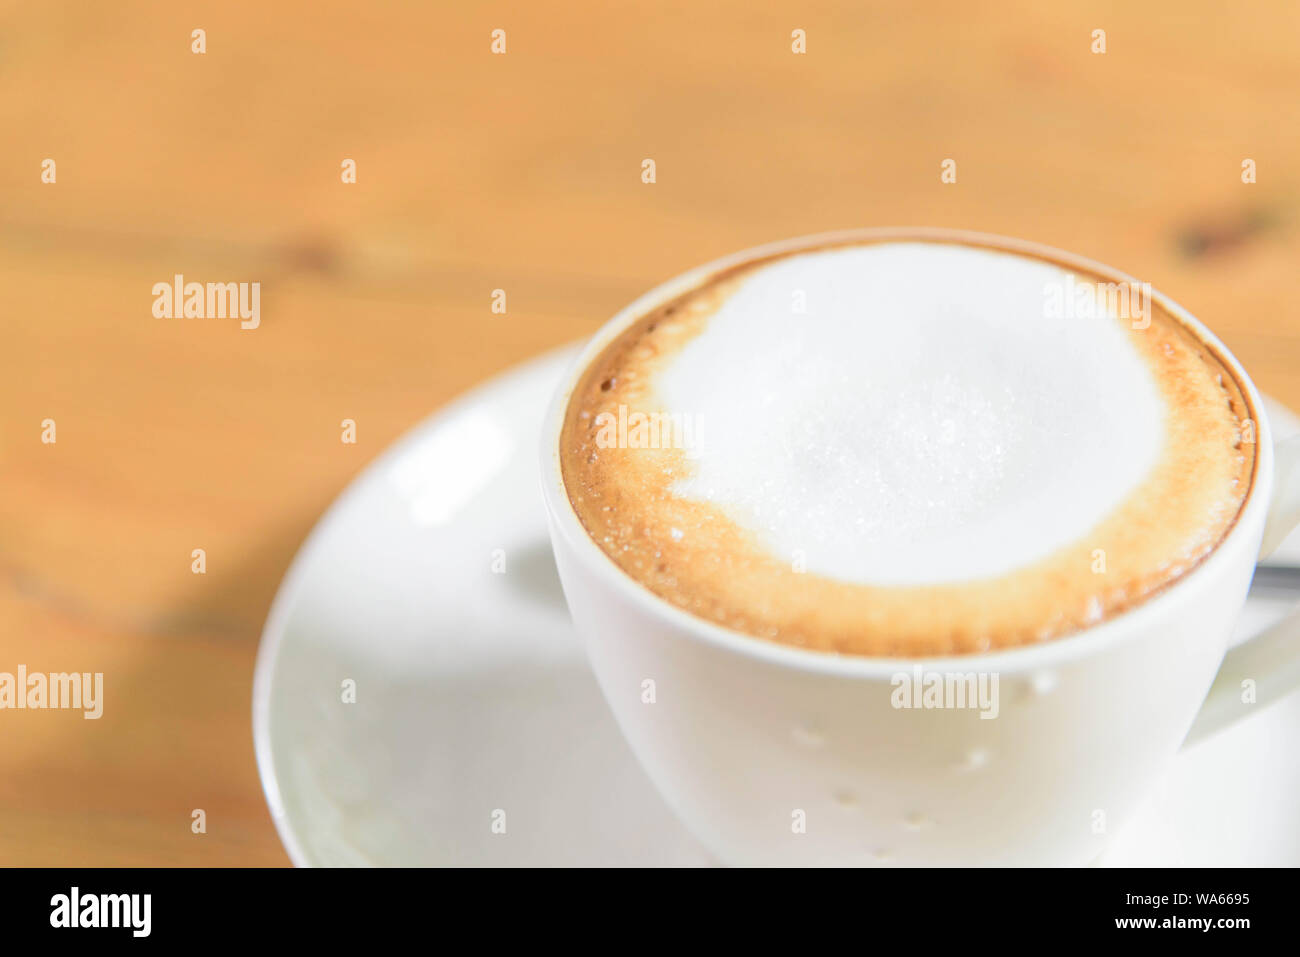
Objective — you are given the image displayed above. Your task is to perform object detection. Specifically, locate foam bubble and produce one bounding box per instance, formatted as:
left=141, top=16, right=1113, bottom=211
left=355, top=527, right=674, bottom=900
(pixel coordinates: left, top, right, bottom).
left=653, top=243, right=1165, bottom=586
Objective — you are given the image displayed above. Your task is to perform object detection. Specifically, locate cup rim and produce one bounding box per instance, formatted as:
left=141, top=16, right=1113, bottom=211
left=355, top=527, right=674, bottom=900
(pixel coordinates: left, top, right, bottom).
left=540, top=227, right=1274, bottom=678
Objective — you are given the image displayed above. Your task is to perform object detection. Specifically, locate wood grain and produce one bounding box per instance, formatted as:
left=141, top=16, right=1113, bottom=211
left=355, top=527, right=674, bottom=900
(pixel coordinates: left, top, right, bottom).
left=1, top=0, right=1297, bottom=865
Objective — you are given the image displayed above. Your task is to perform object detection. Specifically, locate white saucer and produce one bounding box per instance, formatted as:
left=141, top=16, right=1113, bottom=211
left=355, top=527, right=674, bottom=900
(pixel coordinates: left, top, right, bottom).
left=253, top=346, right=1300, bottom=866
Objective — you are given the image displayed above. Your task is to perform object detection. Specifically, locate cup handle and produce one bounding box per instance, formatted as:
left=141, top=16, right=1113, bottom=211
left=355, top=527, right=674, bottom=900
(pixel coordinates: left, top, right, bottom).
left=1183, top=433, right=1300, bottom=748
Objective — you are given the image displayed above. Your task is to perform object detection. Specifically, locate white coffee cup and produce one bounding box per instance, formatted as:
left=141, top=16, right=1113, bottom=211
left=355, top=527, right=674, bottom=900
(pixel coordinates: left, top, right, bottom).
left=539, top=228, right=1300, bottom=866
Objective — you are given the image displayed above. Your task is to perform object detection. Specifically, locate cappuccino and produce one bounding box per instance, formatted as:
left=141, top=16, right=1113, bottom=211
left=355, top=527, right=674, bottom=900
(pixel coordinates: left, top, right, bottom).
left=560, top=238, right=1255, bottom=656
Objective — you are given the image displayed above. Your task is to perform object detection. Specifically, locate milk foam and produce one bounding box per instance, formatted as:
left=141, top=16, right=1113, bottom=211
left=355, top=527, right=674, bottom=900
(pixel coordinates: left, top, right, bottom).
left=653, top=243, right=1166, bottom=586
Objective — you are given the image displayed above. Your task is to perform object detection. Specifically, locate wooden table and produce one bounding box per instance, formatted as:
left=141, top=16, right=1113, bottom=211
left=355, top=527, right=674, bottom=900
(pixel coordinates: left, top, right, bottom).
left=2, top=1, right=1297, bottom=865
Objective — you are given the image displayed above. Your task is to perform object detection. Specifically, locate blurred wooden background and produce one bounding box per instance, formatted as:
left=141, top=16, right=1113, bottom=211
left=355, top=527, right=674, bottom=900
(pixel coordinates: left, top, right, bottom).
left=1, top=1, right=1297, bottom=865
